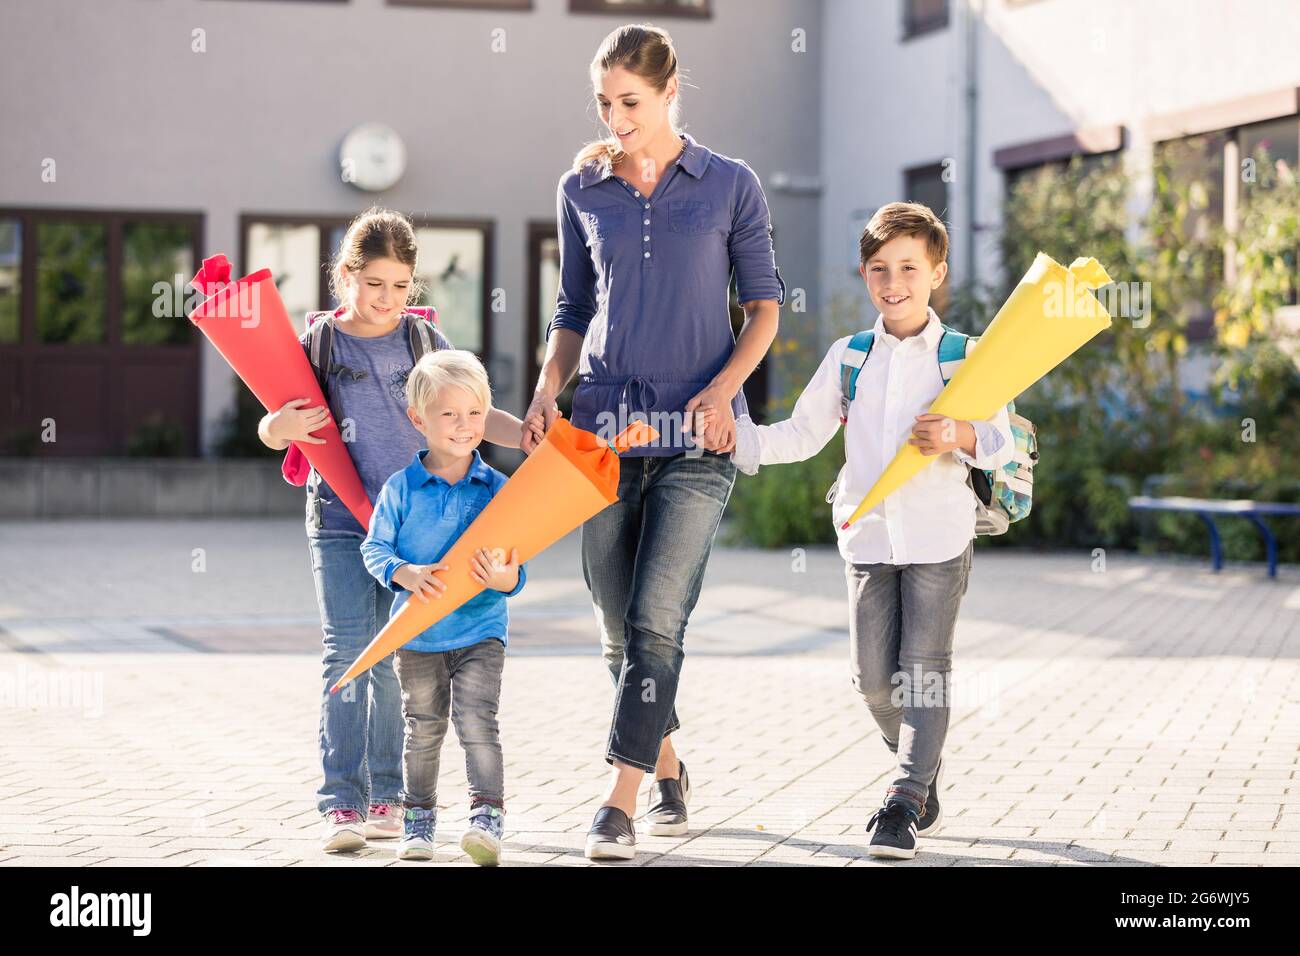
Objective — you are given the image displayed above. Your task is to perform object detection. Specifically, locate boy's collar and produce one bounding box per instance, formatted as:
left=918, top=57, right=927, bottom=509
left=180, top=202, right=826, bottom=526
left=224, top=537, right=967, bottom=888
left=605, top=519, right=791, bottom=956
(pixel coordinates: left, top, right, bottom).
left=872, top=306, right=943, bottom=350
left=405, top=447, right=493, bottom=488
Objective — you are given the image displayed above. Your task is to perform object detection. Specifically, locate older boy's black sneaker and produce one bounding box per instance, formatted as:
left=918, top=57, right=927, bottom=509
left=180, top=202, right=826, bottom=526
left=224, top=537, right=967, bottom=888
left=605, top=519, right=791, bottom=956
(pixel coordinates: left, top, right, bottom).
left=866, top=800, right=920, bottom=859
left=644, top=760, right=690, bottom=836
left=585, top=806, right=636, bottom=861
left=917, top=757, right=944, bottom=836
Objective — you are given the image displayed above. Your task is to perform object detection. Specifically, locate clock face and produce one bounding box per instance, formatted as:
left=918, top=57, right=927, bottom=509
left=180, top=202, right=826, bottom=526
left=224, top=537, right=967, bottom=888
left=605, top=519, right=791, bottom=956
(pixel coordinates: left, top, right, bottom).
left=339, top=123, right=407, bottom=192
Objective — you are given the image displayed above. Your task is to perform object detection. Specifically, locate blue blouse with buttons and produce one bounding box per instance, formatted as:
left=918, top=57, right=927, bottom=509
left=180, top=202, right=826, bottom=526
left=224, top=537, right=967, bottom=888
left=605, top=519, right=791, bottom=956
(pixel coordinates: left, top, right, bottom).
left=548, top=132, right=786, bottom=457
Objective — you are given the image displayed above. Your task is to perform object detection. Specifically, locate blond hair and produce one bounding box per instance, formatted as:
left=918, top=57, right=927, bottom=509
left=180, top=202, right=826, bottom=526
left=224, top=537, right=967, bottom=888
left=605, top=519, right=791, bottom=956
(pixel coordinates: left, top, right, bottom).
left=406, top=350, right=492, bottom=418
left=859, top=202, right=949, bottom=267
left=572, top=23, right=684, bottom=175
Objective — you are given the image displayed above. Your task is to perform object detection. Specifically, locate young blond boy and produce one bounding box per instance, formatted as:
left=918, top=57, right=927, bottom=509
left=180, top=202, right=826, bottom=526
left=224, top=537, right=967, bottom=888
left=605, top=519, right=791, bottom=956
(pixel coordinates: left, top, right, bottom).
left=361, top=350, right=527, bottom=866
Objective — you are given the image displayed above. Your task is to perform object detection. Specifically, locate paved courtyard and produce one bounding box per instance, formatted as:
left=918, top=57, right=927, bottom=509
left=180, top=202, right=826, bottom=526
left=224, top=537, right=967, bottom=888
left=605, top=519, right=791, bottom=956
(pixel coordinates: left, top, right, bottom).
left=1, top=517, right=1297, bottom=866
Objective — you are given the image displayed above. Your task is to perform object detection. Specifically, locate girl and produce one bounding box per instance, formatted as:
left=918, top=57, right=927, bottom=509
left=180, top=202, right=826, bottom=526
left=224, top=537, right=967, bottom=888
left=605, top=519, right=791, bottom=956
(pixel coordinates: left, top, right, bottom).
left=522, top=24, right=785, bottom=861
left=256, top=207, right=526, bottom=853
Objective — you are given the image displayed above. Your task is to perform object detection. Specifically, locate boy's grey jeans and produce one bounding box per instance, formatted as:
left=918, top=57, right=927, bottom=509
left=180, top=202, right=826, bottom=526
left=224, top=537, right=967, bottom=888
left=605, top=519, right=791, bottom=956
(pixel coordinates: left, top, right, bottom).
left=846, top=541, right=973, bottom=809
left=394, top=639, right=505, bottom=809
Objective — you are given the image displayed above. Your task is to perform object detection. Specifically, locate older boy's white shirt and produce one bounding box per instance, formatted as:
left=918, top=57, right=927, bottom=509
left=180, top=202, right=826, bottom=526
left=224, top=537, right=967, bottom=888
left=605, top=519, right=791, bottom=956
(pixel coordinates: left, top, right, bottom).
left=731, top=307, right=1016, bottom=565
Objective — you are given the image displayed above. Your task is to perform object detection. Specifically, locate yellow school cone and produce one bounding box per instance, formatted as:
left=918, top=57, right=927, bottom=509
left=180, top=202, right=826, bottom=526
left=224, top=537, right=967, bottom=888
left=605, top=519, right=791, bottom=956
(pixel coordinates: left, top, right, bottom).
left=842, top=253, right=1114, bottom=528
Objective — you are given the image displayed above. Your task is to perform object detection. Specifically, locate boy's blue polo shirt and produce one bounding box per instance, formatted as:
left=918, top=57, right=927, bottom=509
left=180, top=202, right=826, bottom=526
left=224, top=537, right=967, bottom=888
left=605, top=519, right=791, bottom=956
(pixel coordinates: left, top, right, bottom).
left=360, top=447, right=526, bottom=654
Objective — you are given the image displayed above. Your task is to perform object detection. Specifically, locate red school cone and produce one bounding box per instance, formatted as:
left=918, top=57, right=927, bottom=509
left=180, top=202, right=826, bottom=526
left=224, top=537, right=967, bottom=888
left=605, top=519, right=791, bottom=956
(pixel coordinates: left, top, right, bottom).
left=188, top=254, right=373, bottom=528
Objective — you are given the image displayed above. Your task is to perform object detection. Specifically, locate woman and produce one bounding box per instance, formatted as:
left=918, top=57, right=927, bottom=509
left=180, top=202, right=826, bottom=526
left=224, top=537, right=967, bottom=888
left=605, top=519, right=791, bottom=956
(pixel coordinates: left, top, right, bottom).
left=521, top=23, right=784, bottom=861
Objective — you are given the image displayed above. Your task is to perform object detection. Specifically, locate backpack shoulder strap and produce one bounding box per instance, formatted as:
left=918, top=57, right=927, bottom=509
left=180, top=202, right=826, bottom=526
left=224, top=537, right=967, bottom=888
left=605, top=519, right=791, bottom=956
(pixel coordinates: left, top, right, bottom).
left=404, top=308, right=452, bottom=367
left=937, top=325, right=973, bottom=386
left=838, top=330, right=875, bottom=424
left=408, top=313, right=433, bottom=361
left=305, top=312, right=335, bottom=396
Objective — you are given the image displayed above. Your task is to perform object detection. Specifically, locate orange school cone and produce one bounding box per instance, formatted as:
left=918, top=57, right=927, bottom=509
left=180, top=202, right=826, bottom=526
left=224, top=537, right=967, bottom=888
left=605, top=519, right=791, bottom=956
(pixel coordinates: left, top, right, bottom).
left=187, top=254, right=374, bottom=529
left=330, top=418, right=658, bottom=693
left=842, top=253, right=1115, bottom=528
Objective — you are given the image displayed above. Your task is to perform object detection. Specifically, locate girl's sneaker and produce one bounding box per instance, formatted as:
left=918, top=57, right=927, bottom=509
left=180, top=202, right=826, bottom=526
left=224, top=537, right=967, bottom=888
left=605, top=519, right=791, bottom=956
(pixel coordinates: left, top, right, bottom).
left=460, top=804, right=505, bottom=866
left=865, top=799, right=920, bottom=859
left=321, top=808, right=367, bottom=853
left=397, top=807, right=437, bottom=861
left=365, top=802, right=402, bottom=840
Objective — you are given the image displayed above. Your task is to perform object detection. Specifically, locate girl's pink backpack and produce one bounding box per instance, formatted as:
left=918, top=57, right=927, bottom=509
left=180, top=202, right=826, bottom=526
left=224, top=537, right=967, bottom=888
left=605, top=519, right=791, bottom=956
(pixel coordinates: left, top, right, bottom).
left=281, top=306, right=445, bottom=486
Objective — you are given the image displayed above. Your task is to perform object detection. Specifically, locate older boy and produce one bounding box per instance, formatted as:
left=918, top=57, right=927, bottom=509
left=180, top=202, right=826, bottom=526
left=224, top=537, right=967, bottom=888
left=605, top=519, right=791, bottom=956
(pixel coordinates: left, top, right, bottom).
left=731, top=202, right=1014, bottom=859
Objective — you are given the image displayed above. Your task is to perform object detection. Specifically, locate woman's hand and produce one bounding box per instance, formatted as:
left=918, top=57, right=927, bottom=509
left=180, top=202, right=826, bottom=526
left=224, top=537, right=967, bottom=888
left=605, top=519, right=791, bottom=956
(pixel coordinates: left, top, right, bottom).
left=391, top=562, right=450, bottom=604
left=266, top=398, right=331, bottom=446
left=469, top=547, right=521, bottom=593
left=521, top=391, right=563, bottom=455
left=684, top=385, right=736, bottom=452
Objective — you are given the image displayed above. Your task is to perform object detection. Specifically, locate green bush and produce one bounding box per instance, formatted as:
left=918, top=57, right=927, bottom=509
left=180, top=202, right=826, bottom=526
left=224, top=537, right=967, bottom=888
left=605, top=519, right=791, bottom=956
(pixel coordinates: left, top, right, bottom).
left=724, top=427, right=842, bottom=548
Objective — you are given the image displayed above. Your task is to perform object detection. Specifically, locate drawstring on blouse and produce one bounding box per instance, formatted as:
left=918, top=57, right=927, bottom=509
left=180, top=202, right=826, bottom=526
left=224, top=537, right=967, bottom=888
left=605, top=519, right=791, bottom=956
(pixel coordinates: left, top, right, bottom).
left=618, top=375, right=659, bottom=419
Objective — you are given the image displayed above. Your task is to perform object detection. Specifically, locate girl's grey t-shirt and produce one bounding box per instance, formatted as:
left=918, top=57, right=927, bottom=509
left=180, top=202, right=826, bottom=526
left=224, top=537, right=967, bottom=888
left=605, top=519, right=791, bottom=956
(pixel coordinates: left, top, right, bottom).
left=300, top=316, right=427, bottom=536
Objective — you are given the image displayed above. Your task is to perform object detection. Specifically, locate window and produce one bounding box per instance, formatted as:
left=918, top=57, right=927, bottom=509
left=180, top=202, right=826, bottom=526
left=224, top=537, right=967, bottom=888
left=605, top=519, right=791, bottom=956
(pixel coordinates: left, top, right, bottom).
left=1003, top=151, right=1116, bottom=194
left=413, top=225, right=489, bottom=354
left=0, top=209, right=202, bottom=456
left=242, top=214, right=493, bottom=355
left=122, top=222, right=196, bottom=346
left=570, top=0, right=710, bottom=18
left=903, top=0, right=948, bottom=39
left=37, top=220, right=107, bottom=344
left=247, top=222, right=322, bottom=334
left=0, top=219, right=18, bottom=344
left=527, top=224, right=560, bottom=378
left=527, top=223, right=574, bottom=419
left=1239, top=115, right=1300, bottom=187
left=387, top=0, right=531, bottom=8
left=904, top=162, right=951, bottom=316
left=1154, top=113, right=1300, bottom=330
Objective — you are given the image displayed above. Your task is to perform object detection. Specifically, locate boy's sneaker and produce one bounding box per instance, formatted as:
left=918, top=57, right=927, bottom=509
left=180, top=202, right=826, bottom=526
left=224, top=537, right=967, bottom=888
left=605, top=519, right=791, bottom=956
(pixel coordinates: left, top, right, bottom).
left=460, top=804, right=505, bottom=866
left=365, top=802, right=402, bottom=840
left=865, top=799, right=920, bottom=859
left=916, top=758, right=944, bottom=836
left=644, top=760, right=691, bottom=836
left=321, top=808, right=366, bottom=853
left=396, top=807, right=437, bottom=861
left=585, top=806, right=636, bottom=861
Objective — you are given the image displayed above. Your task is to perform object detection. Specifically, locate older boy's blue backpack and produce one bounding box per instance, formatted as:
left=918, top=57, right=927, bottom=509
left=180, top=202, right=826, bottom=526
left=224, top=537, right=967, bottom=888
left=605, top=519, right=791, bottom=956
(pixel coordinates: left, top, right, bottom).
left=836, top=325, right=1038, bottom=535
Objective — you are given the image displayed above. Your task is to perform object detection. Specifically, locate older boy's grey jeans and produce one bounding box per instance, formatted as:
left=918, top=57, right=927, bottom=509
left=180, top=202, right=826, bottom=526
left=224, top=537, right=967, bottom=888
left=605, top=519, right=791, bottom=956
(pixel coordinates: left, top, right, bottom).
left=394, top=639, right=505, bottom=809
left=845, top=542, right=972, bottom=809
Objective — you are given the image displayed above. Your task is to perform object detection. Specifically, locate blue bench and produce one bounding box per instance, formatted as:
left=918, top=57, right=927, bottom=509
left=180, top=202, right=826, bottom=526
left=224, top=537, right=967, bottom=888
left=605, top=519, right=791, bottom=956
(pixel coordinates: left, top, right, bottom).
left=1128, top=496, right=1300, bottom=579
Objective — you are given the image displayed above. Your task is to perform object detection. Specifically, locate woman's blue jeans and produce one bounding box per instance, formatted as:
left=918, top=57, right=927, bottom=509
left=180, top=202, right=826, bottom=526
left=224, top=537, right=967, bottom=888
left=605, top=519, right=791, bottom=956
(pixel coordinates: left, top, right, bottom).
left=307, top=530, right=403, bottom=814
left=580, top=450, right=737, bottom=773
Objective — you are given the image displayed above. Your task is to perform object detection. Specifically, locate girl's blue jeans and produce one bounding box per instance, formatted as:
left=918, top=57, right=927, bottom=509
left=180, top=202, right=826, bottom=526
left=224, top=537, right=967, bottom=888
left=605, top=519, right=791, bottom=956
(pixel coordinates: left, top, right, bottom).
left=307, top=529, right=403, bottom=815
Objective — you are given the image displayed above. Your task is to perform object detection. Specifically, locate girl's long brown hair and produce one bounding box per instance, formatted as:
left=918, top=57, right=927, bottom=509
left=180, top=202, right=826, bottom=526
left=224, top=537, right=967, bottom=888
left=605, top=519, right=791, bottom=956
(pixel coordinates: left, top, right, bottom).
left=329, top=206, right=423, bottom=307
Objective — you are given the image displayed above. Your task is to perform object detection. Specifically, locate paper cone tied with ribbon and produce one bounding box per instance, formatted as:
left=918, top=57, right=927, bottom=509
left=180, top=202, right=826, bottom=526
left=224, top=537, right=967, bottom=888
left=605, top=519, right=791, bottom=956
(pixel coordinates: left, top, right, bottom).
left=187, top=254, right=375, bottom=529
left=330, top=417, right=658, bottom=693
left=842, top=252, right=1115, bottom=528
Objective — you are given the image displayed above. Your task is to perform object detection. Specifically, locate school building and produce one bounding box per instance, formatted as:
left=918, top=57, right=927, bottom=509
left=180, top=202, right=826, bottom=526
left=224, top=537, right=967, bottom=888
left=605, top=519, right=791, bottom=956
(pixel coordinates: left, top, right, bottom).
left=1, top=0, right=1296, bottom=513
